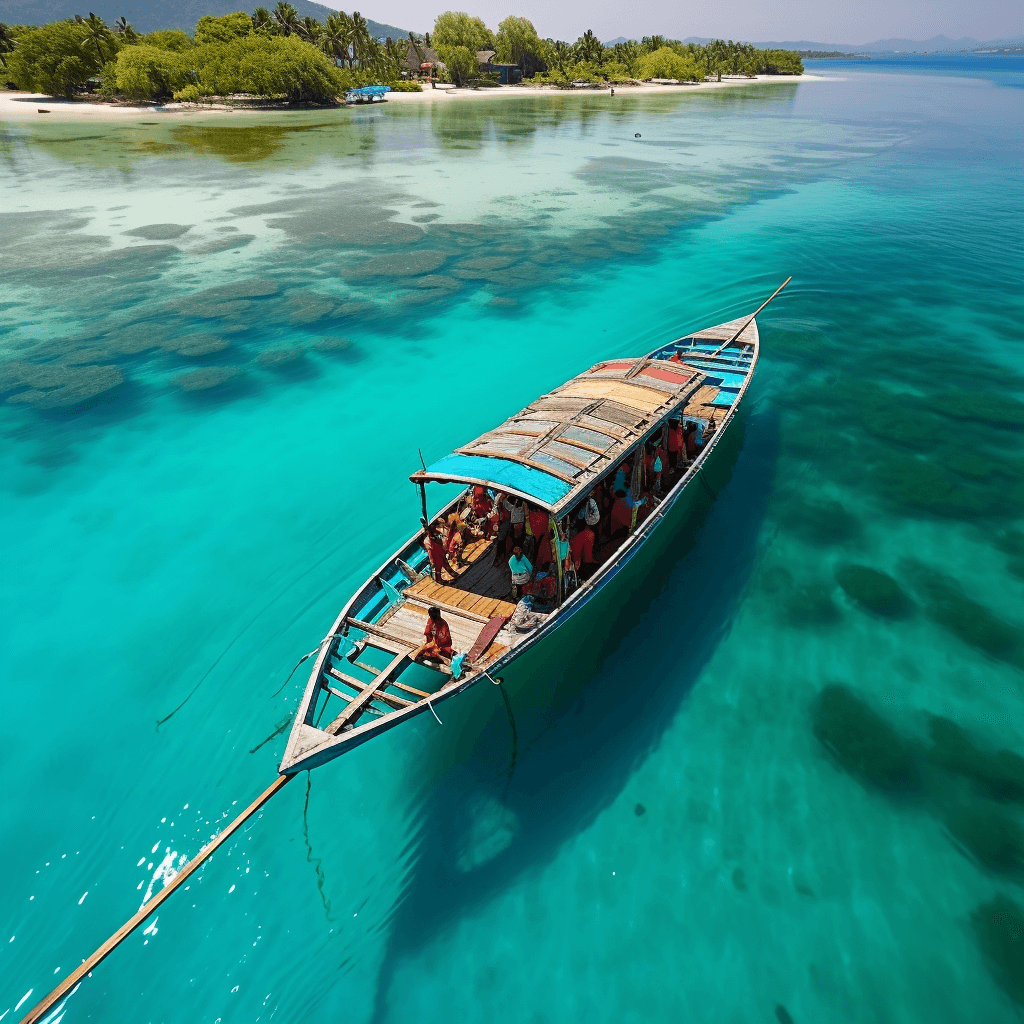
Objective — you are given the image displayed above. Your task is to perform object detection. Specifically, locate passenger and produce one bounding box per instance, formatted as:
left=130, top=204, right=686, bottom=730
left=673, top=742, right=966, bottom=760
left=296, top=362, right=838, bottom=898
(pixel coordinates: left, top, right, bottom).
left=683, top=421, right=699, bottom=461
left=526, top=502, right=552, bottom=570
left=667, top=418, right=683, bottom=471
left=612, top=460, right=631, bottom=495
left=424, top=525, right=459, bottom=583
left=419, top=606, right=454, bottom=662
left=445, top=511, right=469, bottom=564
left=609, top=489, right=633, bottom=543
left=571, top=519, right=598, bottom=581
left=645, top=440, right=664, bottom=494
left=508, top=500, right=527, bottom=558
left=577, top=491, right=600, bottom=528
left=508, top=543, right=533, bottom=600
left=490, top=492, right=512, bottom=564
left=471, top=485, right=492, bottom=521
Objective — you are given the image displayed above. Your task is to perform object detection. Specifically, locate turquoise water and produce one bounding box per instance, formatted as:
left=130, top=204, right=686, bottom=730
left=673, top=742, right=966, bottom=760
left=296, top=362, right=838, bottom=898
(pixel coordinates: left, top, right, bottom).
left=2, top=57, right=1023, bottom=1023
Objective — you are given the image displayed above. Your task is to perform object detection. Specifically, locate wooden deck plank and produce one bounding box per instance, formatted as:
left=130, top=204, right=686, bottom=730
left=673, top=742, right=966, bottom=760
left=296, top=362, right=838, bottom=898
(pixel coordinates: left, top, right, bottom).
left=327, top=666, right=414, bottom=710
left=326, top=649, right=410, bottom=731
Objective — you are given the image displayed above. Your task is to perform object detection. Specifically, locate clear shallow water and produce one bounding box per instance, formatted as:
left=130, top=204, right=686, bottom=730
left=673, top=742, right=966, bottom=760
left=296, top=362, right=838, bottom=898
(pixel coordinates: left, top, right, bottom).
left=1, top=58, right=1023, bottom=1023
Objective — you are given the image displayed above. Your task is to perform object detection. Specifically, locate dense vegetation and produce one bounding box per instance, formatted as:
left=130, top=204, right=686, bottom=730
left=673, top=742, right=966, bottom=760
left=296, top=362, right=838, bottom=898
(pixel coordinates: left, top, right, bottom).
left=424, top=15, right=802, bottom=85
left=0, top=6, right=802, bottom=101
left=2, top=5, right=407, bottom=101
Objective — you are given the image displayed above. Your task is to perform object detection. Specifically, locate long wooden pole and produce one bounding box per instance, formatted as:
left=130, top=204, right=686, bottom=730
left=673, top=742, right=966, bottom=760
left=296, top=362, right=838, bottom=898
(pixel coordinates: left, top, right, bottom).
left=19, top=773, right=294, bottom=1024
left=711, top=276, right=792, bottom=357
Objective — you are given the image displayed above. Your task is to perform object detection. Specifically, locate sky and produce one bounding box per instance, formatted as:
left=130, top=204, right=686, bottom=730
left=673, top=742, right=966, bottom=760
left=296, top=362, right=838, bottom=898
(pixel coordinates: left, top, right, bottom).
left=352, top=0, right=1023, bottom=43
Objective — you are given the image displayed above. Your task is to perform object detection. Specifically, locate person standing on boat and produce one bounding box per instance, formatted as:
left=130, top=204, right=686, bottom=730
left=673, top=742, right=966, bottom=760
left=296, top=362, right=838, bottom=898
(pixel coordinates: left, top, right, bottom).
left=525, top=501, right=552, bottom=570
left=420, top=606, right=454, bottom=663
left=667, top=418, right=683, bottom=472
left=683, top=422, right=700, bottom=462
left=508, top=544, right=533, bottom=600
left=571, top=516, right=598, bottom=581
left=425, top=526, right=460, bottom=583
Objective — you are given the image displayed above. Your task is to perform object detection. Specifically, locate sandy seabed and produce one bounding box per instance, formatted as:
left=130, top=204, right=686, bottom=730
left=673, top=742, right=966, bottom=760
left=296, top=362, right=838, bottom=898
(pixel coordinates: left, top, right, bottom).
left=0, top=75, right=816, bottom=122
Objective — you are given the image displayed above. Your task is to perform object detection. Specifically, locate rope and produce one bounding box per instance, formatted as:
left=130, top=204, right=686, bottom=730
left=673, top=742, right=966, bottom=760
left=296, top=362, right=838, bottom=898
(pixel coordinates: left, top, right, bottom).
left=270, top=633, right=348, bottom=699
left=19, top=774, right=293, bottom=1024
left=496, top=682, right=518, bottom=794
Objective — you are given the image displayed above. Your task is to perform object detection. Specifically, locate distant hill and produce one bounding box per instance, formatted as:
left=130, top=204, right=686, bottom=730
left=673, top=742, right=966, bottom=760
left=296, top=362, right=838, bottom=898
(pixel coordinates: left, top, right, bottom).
left=0, top=0, right=413, bottom=37
left=603, top=33, right=1024, bottom=53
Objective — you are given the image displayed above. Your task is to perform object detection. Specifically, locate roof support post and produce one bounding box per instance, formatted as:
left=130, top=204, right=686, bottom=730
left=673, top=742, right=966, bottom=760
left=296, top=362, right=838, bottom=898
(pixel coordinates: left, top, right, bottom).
left=418, top=481, right=429, bottom=528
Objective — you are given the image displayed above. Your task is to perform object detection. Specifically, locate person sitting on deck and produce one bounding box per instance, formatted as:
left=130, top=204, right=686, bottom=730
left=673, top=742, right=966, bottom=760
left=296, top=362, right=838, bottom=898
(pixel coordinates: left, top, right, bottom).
left=508, top=543, right=533, bottom=600
left=571, top=518, right=598, bottom=581
left=667, top=418, right=683, bottom=472
left=418, top=606, right=454, bottom=664
left=425, top=526, right=459, bottom=583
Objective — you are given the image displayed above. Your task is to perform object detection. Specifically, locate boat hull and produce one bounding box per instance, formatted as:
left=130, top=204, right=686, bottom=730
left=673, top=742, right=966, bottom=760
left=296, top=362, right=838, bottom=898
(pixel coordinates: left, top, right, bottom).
left=279, top=312, right=762, bottom=774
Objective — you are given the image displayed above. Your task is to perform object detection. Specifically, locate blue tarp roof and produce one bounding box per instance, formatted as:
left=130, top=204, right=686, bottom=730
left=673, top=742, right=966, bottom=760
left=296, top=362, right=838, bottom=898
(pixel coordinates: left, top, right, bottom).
left=346, top=85, right=391, bottom=96
left=421, top=454, right=573, bottom=507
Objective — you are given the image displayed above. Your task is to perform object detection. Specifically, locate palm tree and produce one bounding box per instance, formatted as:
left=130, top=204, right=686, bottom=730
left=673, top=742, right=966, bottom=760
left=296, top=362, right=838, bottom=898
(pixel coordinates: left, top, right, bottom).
left=351, top=11, right=372, bottom=62
left=113, top=16, right=138, bottom=43
left=0, top=22, right=16, bottom=69
left=320, top=12, right=350, bottom=65
left=251, top=7, right=276, bottom=34
left=272, top=1, right=301, bottom=38
left=76, top=13, right=114, bottom=63
left=574, top=29, right=603, bottom=64
left=300, top=16, right=322, bottom=43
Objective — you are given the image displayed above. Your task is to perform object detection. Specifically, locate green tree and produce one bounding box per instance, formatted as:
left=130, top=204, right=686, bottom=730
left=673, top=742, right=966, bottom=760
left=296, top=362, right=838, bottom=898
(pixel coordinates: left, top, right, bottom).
left=113, top=17, right=139, bottom=44
left=251, top=7, right=277, bottom=35
left=0, top=22, right=16, bottom=70
left=435, top=43, right=476, bottom=85
left=272, top=2, right=301, bottom=37
left=7, top=20, right=105, bottom=95
left=174, top=33, right=346, bottom=102
left=636, top=46, right=699, bottom=80
left=107, top=42, right=184, bottom=98
left=320, top=12, right=352, bottom=65
left=300, top=16, right=322, bottom=43
left=144, top=29, right=193, bottom=50
left=432, top=11, right=493, bottom=52
left=573, top=28, right=603, bottom=64
left=195, top=12, right=253, bottom=45
left=76, top=12, right=116, bottom=64
left=494, top=15, right=541, bottom=68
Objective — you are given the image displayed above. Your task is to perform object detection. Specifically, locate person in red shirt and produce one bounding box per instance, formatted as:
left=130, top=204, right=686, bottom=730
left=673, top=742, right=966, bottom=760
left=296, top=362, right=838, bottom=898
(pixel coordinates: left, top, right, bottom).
left=525, top=502, right=553, bottom=568
left=610, top=489, right=633, bottom=543
left=667, top=419, right=683, bottom=472
left=571, top=521, right=597, bottom=580
left=425, top=526, right=459, bottom=583
left=419, top=606, right=454, bottom=662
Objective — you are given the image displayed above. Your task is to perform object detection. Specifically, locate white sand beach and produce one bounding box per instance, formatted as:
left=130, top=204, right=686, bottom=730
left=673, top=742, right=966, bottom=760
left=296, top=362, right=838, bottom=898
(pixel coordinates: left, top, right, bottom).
left=0, top=75, right=815, bottom=122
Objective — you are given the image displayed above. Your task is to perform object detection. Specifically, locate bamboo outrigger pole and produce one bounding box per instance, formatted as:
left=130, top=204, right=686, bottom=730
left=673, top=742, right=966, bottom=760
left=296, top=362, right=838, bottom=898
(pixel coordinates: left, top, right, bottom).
left=711, top=276, right=792, bottom=357
left=19, top=774, right=294, bottom=1024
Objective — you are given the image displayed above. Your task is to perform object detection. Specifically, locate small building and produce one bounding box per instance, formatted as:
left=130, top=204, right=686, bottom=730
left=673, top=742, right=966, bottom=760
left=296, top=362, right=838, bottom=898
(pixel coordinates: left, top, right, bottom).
left=402, top=40, right=439, bottom=77
left=477, top=56, right=523, bottom=84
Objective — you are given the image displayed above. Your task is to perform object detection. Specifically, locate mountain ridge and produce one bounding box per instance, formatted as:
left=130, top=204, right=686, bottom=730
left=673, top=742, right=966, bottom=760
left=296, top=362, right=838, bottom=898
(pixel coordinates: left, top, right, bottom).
left=0, top=0, right=414, bottom=37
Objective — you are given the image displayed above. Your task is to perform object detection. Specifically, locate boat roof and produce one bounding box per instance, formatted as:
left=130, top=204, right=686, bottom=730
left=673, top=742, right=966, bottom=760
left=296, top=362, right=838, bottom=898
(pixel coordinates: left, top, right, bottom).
left=411, top=352, right=713, bottom=515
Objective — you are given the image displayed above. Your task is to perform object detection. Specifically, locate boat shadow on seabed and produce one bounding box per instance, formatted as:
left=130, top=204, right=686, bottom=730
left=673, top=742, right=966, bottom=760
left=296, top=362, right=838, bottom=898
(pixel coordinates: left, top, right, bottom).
left=359, top=404, right=779, bottom=1020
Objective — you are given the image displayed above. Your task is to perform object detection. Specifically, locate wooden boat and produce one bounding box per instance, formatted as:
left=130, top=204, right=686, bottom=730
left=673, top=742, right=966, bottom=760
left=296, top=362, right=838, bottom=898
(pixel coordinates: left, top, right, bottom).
left=279, top=282, right=788, bottom=775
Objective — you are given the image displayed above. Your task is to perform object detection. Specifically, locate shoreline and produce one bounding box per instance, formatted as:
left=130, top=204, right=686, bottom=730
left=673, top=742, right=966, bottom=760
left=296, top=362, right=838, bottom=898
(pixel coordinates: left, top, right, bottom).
left=0, top=75, right=816, bottom=122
